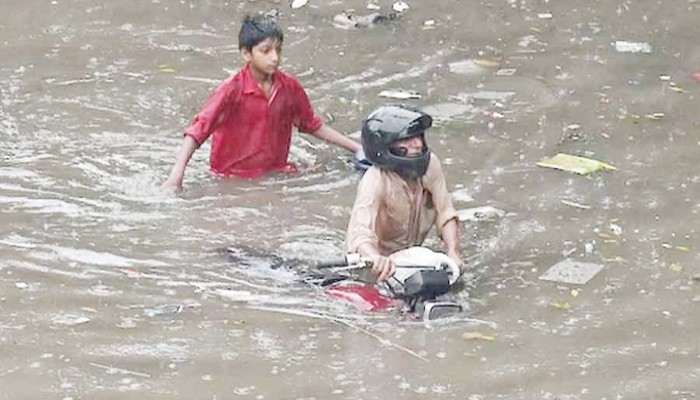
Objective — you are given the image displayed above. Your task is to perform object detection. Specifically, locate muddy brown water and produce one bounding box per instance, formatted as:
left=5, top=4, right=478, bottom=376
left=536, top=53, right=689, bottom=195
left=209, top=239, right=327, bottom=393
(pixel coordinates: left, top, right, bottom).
left=1, top=0, right=699, bottom=399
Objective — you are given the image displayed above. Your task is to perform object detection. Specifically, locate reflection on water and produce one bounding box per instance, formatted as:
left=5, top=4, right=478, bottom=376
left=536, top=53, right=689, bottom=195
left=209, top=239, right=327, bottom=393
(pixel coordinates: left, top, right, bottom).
left=1, top=0, right=700, bottom=399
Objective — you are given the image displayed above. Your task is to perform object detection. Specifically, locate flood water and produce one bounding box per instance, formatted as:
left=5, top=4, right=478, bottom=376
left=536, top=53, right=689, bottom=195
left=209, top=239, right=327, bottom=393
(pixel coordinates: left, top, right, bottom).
left=1, top=0, right=700, bottom=399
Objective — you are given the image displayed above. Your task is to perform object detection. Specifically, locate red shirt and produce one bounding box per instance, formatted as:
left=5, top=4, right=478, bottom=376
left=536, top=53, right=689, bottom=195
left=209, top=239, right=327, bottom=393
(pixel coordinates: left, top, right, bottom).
left=184, top=64, right=323, bottom=178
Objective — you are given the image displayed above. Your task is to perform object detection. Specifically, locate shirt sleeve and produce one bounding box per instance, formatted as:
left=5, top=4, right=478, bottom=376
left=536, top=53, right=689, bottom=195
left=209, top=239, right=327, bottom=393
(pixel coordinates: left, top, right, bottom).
left=291, top=80, right=323, bottom=134
left=345, top=167, right=383, bottom=253
left=424, top=154, right=458, bottom=231
left=184, top=76, right=238, bottom=145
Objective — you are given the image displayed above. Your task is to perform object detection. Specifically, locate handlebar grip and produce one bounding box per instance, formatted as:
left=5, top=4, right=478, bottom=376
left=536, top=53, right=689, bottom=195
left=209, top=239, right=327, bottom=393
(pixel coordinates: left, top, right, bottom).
left=316, top=254, right=368, bottom=269
left=316, top=257, right=349, bottom=269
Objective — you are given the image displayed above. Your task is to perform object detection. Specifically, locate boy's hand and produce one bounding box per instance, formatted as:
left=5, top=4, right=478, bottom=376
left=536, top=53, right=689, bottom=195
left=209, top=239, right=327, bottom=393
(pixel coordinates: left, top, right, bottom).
left=161, top=177, right=183, bottom=194
left=351, top=147, right=372, bottom=171
left=369, top=255, right=395, bottom=282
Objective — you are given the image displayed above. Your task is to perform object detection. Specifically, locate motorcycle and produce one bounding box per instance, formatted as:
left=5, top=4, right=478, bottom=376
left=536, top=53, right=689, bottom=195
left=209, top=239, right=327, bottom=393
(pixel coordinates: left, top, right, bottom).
left=311, top=246, right=464, bottom=321
left=224, top=246, right=464, bottom=321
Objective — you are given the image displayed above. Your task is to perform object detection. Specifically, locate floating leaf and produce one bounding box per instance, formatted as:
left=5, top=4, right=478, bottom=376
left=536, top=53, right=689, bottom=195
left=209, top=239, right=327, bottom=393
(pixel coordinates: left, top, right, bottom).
left=158, top=64, right=179, bottom=74
left=669, top=263, right=683, bottom=272
left=537, top=153, right=616, bottom=175
left=549, top=301, right=572, bottom=310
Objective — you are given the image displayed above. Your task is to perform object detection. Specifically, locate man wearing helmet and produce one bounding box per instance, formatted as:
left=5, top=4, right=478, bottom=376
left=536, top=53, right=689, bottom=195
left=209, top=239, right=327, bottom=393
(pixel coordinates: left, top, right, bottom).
left=345, top=105, right=463, bottom=282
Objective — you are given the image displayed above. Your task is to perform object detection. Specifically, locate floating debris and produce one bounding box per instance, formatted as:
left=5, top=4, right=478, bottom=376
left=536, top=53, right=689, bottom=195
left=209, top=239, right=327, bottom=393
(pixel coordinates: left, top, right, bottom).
left=461, top=331, right=496, bottom=341
left=448, top=59, right=495, bottom=75
left=609, top=222, right=622, bottom=236
left=451, top=188, right=474, bottom=203
left=379, top=89, right=421, bottom=100
left=539, top=259, right=605, bottom=285
left=537, top=12, right=553, bottom=19
left=367, top=3, right=381, bottom=10
left=645, top=112, right=665, bottom=120
left=392, top=1, right=410, bottom=12
left=291, top=0, right=308, bottom=9
left=495, top=68, right=517, bottom=76
left=144, top=304, right=184, bottom=317
left=332, top=12, right=392, bottom=29
left=561, top=199, right=591, bottom=210
left=51, top=314, right=91, bottom=326
left=453, top=91, right=516, bottom=102
left=668, top=83, right=687, bottom=93
left=536, top=153, right=616, bottom=175
left=457, top=206, right=505, bottom=222
left=613, top=41, right=652, bottom=54
left=158, top=64, right=179, bottom=74
left=669, top=263, right=683, bottom=273
left=549, top=301, right=572, bottom=310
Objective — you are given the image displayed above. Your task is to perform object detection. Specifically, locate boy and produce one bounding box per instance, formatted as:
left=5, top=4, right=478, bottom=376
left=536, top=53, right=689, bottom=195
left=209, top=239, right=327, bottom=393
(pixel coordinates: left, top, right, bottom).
left=163, top=16, right=361, bottom=191
left=345, top=105, right=463, bottom=282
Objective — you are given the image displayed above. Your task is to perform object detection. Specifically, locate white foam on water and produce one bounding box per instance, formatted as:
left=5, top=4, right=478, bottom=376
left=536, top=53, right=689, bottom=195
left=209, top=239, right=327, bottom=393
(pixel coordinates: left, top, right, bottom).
left=48, top=245, right=169, bottom=268
left=0, top=195, right=84, bottom=217
left=7, top=260, right=97, bottom=280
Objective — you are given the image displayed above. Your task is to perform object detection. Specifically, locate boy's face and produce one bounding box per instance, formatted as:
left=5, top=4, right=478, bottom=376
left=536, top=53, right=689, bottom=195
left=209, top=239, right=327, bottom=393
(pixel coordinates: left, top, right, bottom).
left=242, top=38, right=282, bottom=77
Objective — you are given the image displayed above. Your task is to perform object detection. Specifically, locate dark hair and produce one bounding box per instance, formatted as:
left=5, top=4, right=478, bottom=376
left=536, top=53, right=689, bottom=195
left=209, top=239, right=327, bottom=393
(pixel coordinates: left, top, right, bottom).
left=238, top=16, right=284, bottom=51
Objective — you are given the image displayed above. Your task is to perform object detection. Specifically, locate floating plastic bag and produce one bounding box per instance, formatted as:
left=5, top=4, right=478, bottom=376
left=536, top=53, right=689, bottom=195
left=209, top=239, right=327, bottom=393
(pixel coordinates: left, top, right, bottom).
left=613, top=41, right=652, bottom=54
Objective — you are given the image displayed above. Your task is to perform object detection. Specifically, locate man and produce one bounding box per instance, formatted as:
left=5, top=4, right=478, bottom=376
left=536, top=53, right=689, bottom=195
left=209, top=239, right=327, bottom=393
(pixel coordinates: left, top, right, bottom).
left=345, top=105, right=463, bottom=282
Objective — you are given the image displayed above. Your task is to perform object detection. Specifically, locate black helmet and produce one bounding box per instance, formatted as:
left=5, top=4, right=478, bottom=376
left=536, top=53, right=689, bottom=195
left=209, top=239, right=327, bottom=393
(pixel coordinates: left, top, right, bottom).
left=361, top=104, right=432, bottom=178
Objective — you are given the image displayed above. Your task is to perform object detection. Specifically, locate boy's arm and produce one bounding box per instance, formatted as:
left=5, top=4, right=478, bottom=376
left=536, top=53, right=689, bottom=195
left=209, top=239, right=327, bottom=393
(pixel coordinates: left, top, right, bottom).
left=162, top=135, right=199, bottom=192
left=310, top=124, right=361, bottom=153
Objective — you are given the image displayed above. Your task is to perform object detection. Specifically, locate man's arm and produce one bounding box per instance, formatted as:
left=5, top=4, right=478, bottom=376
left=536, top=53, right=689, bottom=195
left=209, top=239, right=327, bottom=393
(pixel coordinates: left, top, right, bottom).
left=440, top=218, right=464, bottom=270
left=310, top=124, right=361, bottom=153
left=424, top=154, right=464, bottom=269
left=162, top=135, right=198, bottom=192
left=346, top=168, right=394, bottom=282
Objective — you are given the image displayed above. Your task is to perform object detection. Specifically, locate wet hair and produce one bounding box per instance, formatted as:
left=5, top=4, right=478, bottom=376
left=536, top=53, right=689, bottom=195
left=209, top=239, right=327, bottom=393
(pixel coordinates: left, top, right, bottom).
left=238, top=16, right=284, bottom=51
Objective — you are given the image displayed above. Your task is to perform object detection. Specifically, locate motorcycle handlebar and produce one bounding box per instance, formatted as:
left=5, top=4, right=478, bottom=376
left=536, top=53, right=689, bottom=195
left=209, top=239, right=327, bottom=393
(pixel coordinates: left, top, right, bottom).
left=316, top=258, right=351, bottom=269
left=316, top=253, right=368, bottom=269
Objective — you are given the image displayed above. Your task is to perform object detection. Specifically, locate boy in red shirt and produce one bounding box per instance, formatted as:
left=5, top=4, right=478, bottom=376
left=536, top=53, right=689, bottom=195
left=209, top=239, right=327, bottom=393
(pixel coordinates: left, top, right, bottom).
left=163, top=16, right=361, bottom=191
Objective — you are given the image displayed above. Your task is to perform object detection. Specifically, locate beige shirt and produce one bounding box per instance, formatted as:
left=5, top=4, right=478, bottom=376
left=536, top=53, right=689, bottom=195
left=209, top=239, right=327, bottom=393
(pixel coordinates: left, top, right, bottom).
left=345, top=153, right=458, bottom=255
